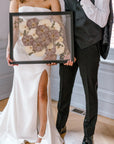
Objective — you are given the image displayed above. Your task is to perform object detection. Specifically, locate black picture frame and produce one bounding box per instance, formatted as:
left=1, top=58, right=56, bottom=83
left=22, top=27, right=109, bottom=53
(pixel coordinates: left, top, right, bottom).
left=9, top=11, right=74, bottom=64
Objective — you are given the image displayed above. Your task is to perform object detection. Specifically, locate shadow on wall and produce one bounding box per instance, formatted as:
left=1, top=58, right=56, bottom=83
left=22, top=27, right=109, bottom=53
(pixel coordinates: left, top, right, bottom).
left=0, top=0, right=9, bottom=40
left=0, top=0, right=13, bottom=100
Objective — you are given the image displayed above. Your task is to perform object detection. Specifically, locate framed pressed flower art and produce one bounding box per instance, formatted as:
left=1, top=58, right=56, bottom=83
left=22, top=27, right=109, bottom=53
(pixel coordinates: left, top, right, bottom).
left=9, top=12, right=74, bottom=64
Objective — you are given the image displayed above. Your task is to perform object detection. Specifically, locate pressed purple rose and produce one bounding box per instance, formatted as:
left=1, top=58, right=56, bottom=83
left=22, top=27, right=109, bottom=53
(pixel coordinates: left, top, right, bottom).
left=38, top=34, right=51, bottom=47
left=27, top=18, right=39, bottom=29
left=36, top=25, right=49, bottom=36
left=48, top=30, right=60, bottom=41
left=44, top=54, right=57, bottom=60
left=22, top=35, right=34, bottom=46
left=45, top=47, right=56, bottom=56
left=32, top=39, right=44, bottom=52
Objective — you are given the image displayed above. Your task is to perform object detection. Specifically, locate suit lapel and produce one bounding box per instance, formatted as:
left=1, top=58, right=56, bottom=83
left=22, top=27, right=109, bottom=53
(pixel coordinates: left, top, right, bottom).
left=100, top=0, right=113, bottom=59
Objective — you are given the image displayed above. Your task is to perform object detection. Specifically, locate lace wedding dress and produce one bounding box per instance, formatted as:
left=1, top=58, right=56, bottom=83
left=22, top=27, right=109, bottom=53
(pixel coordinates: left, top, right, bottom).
left=0, top=6, right=64, bottom=144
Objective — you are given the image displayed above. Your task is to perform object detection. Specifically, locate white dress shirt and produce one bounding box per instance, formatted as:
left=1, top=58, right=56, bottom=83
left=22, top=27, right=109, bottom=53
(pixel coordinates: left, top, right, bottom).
left=59, top=0, right=110, bottom=28
left=80, top=0, right=110, bottom=28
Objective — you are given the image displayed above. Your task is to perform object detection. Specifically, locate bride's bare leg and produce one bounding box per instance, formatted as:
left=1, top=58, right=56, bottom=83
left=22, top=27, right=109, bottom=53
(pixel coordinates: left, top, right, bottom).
left=37, top=70, right=48, bottom=143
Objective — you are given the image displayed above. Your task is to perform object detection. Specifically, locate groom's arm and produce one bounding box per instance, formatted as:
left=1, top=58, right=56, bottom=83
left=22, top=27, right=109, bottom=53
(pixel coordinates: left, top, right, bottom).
left=64, top=0, right=73, bottom=11
left=80, top=0, right=110, bottom=27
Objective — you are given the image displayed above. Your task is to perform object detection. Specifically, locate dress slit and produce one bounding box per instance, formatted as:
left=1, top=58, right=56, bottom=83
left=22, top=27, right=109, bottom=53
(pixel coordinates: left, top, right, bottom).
left=36, top=69, right=48, bottom=137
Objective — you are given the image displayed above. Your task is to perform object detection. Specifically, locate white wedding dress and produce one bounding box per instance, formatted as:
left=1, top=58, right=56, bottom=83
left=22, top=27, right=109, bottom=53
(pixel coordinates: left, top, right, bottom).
left=0, top=6, right=64, bottom=144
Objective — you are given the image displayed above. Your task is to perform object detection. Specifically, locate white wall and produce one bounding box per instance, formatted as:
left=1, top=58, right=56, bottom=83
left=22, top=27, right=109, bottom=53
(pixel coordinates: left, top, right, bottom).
left=0, top=0, right=13, bottom=100
left=0, top=0, right=9, bottom=39
left=51, top=62, right=114, bottom=119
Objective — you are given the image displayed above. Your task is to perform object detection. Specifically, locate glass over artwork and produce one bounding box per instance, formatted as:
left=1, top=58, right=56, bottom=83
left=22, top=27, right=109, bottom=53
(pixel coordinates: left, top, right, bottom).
left=10, top=12, right=74, bottom=64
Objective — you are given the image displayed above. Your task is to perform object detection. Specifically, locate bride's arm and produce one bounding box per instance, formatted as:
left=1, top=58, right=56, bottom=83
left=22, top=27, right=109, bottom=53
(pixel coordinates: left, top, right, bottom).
left=50, top=0, right=62, bottom=23
left=6, top=0, right=19, bottom=66
left=50, top=0, right=61, bottom=11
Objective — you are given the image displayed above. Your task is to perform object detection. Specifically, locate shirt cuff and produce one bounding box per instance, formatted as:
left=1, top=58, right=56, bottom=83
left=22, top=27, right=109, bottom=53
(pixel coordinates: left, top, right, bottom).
left=80, top=0, right=95, bottom=15
left=80, top=0, right=93, bottom=6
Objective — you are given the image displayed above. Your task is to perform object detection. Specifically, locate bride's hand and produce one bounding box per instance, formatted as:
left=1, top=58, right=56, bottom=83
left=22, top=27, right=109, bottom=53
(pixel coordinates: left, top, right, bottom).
left=47, top=63, right=57, bottom=66
left=6, top=45, right=18, bottom=66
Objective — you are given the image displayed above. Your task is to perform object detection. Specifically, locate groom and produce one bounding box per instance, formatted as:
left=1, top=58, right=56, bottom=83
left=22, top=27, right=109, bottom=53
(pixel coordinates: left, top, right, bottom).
left=56, top=0, right=113, bottom=144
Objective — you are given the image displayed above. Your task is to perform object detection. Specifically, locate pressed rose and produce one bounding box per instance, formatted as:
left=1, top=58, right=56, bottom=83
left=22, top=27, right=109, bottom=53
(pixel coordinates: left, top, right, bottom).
left=27, top=18, right=39, bottom=29
left=38, top=19, right=52, bottom=28
left=28, top=28, right=38, bottom=39
left=34, top=49, right=46, bottom=57
left=44, top=54, right=57, bottom=60
left=55, top=36, right=64, bottom=44
left=45, top=47, right=56, bottom=56
left=38, top=34, right=51, bottom=47
left=22, top=35, right=34, bottom=46
left=36, top=25, right=49, bottom=36
left=32, top=39, right=44, bottom=52
left=47, top=43, right=54, bottom=50
left=24, top=46, right=34, bottom=55
left=48, top=30, right=60, bottom=41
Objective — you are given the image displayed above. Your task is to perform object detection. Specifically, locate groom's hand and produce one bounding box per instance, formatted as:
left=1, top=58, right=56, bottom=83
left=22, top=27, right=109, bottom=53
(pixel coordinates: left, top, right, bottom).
left=64, top=57, right=76, bottom=66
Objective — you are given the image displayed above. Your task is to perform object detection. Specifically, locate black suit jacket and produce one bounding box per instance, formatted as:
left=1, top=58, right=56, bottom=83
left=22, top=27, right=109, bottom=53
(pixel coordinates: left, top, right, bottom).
left=100, top=0, right=113, bottom=59
left=64, top=0, right=113, bottom=59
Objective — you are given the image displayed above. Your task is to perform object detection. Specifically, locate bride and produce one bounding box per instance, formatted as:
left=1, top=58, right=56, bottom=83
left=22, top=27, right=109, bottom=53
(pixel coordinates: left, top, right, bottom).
left=0, top=0, right=72, bottom=144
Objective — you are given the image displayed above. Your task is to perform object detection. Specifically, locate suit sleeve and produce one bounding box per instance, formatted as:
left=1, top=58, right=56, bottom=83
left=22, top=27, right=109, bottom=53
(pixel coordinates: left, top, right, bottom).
left=64, top=0, right=71, bottom=11
left=80, top=0, right=110, bottom=28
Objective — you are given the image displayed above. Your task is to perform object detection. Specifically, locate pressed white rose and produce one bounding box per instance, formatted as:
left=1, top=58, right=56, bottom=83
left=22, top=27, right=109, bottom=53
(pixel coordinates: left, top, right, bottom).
left=19, top=32, right=24, bottom=37
left=55, top=36, right=63, bottom=44
left=28, top=28, right=38, bottom=39
left=19, top=20, right=29, bottom=34
left=53, top=22, right=61, bottom=32
left=47, top=43, right=54, bottom=49
left=38, top=19, right=52, bottom=28
left=34, top=49, right=46, bottom=57
left=55, top=42, right=65, bottom=55
left=24, top=46, right=34, bottom=54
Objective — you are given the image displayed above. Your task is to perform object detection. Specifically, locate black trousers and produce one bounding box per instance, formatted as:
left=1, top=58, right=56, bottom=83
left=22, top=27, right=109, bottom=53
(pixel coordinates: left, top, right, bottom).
left=56, top=42, right=100, bottom=137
